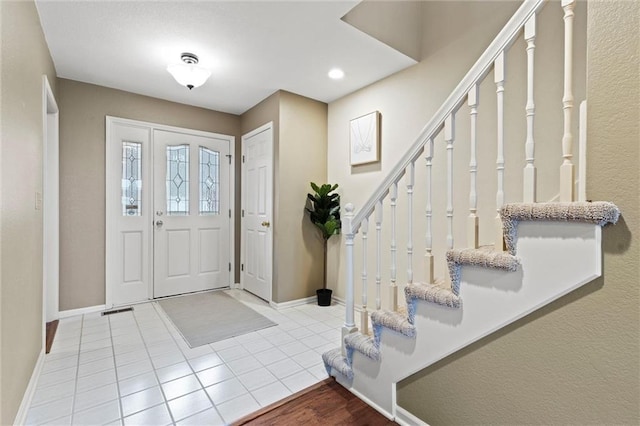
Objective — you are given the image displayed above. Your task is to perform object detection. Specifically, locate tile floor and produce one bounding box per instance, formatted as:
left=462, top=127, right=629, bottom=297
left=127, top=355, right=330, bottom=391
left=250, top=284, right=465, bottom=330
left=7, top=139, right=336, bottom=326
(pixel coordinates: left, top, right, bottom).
left=26, top=290, right=345, bottom=425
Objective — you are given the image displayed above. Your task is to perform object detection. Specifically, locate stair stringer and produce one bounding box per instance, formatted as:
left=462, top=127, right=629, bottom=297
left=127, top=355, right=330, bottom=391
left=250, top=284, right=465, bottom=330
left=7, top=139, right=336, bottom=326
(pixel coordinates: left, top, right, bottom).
left=331, top=221, right=603, bottom=416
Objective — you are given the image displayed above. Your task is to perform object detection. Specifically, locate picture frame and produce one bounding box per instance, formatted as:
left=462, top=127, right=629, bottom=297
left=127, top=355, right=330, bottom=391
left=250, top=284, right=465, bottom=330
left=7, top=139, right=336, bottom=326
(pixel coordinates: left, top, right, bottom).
left=350, top=111, right=380, bottom=166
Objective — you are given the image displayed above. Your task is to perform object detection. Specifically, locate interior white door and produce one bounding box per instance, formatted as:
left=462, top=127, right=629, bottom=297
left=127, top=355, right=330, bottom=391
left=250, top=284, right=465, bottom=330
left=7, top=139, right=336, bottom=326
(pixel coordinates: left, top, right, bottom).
left=241, top=123, right=273, bottom=301
left=153, top=130, right=231, bottom=298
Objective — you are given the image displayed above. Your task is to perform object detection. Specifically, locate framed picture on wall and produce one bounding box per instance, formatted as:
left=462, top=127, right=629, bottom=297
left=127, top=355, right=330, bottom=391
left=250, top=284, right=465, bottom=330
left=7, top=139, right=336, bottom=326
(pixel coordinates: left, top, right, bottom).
left=350, top=111, right=380, bottom=166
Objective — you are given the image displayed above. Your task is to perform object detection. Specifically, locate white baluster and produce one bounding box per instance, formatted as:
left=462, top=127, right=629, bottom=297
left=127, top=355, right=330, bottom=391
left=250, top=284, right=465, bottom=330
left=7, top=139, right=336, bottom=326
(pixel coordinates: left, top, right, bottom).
left=389, top=183, right=398, bottom=312
left=468, top=85, right=479, bottom=249
left=560, top=0, right=576, bottom=202
left=341, top=203, right=357, bottom=356
left=375, top=200, right=383, bottom=311
left=445, top=114, right=455, bottom=250
left=578, top=100, right=587, bottom=202
left=494, top=51, right=506, bottom=251
left=360, top=218, right=369, bottom=335
left=407, top=162, right=415, bottom=284
left=425, top=138, right=435, bottom=284
left=523, top=15, right=537, bottom=203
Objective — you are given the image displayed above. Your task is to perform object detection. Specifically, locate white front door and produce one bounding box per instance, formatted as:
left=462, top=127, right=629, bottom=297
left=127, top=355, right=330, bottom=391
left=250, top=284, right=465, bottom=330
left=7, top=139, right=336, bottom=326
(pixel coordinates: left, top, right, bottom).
left=241, top=123, right=273, bottom=302
left=153, top=130, right=230, bottom=298
left=106, top=117, right=233, bottom=307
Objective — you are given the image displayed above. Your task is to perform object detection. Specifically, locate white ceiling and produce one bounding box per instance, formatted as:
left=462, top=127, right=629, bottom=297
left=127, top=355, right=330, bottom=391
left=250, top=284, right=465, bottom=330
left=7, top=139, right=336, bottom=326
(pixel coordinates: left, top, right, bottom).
left=35, top=1, right=416, bottom=115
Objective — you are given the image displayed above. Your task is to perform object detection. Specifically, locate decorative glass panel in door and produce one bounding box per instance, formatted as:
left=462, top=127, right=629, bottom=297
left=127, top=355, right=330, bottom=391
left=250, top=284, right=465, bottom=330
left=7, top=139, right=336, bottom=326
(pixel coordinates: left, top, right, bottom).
left=121, top=141, right=142, bottom=216
left=166, top=145, right=189, bottom=215
left=199, top=146, right=220, bottom=215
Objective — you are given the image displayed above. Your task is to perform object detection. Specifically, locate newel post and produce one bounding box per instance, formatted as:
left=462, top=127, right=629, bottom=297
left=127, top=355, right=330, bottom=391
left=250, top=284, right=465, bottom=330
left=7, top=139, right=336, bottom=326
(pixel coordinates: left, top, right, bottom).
left=342, top=203, right=357, bottom=356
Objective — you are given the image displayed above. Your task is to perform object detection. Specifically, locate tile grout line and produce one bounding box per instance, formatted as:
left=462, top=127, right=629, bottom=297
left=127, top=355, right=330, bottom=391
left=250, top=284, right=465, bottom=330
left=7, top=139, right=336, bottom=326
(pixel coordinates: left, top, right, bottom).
left=68, top=315, right=85, bottom=425
left=155, top=296, right=318, bottom=417
left=130, top=305, right=178, bottom=425
left=30, top=292, right=342, bottom=425
left=107, top=313, right=125, bottom=424
left=150, top=301, right=231, bottom=424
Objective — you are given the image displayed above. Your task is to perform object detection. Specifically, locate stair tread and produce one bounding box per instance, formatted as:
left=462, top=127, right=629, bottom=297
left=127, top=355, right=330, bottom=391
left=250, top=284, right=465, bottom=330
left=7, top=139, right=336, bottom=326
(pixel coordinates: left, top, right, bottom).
left=371, top=310, right=416, bottom=342
left=322, top=348, right=353, bottom=379
left=501, top=202, right=620, bottom=254
left=501, top=201, right=620, bottom=224
left=447, top=248, right=519, bottom=271
left=405, top=282, right=461, bottom=309
left=345, top=332, right=380, bottom=361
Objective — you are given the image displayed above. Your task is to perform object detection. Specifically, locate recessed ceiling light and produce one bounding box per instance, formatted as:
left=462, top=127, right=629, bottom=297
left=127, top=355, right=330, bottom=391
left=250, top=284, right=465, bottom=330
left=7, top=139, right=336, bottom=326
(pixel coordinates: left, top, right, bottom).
left=328, top=68, right=345, bottom=80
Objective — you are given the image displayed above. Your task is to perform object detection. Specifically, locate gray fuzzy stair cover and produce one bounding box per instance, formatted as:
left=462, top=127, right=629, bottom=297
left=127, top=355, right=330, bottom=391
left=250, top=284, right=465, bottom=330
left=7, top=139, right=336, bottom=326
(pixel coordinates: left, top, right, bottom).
left=446, top=248, right=519, bottom=296
left=322, top=348, right=353, bottom=379
left=405, top=283, right=461, bottom=325
left=500, top=202, right=620, bottom=255
left=371, top=310, right=416, bottom=346
left=345, top=332, right=380, bottom=362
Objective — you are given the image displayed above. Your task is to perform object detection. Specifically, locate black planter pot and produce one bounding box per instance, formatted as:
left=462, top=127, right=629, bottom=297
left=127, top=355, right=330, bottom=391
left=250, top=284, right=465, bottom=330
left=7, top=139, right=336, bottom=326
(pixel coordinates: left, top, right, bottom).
left=316, top=289, right=333, bottom=306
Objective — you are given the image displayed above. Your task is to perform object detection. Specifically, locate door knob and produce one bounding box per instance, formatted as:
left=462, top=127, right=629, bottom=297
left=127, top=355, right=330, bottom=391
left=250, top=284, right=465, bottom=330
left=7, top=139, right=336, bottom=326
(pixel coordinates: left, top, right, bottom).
left=261, top=221, right=270, bottom=228
left=156, top=220, right=164, bottom=226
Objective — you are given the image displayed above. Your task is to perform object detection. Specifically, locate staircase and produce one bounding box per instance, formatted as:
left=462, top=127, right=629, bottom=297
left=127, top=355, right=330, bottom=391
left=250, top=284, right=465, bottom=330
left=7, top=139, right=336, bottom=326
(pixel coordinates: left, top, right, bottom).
left=321, top=0, right=621, bottom=422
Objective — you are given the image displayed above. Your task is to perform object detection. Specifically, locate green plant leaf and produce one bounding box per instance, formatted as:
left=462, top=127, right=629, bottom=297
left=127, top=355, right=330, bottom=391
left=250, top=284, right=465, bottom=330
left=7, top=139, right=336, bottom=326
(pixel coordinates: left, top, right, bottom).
left=305, top=182, right=341, bottom=241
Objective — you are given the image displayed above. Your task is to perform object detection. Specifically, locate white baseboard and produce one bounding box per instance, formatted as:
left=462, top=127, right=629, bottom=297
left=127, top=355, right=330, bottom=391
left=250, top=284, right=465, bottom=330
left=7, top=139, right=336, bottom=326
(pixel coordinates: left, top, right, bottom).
left=58, top=304, right=106, bottom=319
left=329, top=295, right=364, bottom=314
left=395, top=405, right=430, bottom=426
left=332, top=295, right=345, bottom=306
left=14, top=349, right=45, bottom=425
left=269, top=296, right=316, bottom=310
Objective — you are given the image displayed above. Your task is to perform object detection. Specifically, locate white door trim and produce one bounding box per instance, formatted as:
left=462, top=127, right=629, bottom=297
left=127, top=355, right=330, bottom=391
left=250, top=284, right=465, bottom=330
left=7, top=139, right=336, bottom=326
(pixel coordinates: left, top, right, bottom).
left=42, top=75, right=59, bottom=333
left=105, top=116, right=235, bottom=307
left=240, top=121, right=274, bottom=302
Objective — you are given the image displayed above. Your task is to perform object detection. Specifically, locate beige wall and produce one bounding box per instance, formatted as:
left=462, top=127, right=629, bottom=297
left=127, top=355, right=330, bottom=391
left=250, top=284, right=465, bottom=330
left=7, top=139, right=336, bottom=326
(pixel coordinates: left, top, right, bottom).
left=240, top=91, right=328, bottom=303
left=0, top=1, right=57, bottom=423
left=396, top=1, right=639, bottom=424
left=342, top=0, right=422, bottom=61
left=275, top=91, right=327, bottom=302
left=57, top=79, right=241, bottom=310
left=327, top=1, right=585, bottom=306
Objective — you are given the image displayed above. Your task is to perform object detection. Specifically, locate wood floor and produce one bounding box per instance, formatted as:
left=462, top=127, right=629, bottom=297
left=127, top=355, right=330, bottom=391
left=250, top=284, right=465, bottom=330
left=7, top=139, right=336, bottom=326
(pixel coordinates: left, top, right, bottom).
left=233, top=378, right=397, bottom=425
left=45, top=320, right=59, bottom=354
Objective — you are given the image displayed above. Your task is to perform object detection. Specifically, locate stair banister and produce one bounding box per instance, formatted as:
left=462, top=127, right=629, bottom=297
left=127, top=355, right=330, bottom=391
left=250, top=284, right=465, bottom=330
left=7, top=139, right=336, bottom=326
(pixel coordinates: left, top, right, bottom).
left=523, top=14, right=537, bottom=202
left=341, top=203, right=357, bottom=356
left=375, top=200, right=383, bottom=311
left=390, top=183, right=398, bottom=311
left=494, top=51, right=506, bottom=250
left=424, top=138, right=435, bottom=284
left=560, top=0, right=576, bottom=201
left=406, top=162, right=415, bottom=285
left=468, top=85, right=480, bottom=249
left=445, top=115, right=455, bottom=250
left=361, top=217, right=369, bottom=334
left=348, top=0, right=546, bottom=232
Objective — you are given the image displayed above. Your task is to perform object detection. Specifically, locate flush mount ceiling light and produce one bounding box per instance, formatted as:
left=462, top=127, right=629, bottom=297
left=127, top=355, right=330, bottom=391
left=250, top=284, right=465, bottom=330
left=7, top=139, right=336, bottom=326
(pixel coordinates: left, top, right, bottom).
left=167, top=53, right=211, bottom=90
left=328, top=68, right=345, bottom=80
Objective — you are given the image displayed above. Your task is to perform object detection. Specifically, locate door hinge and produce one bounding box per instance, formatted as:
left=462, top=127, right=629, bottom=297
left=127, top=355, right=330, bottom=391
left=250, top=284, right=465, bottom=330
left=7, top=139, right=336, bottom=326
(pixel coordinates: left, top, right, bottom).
left=241, top=263, right=244, bottom=271
left=229, top=263, right=231, bottom=272
left=242, top=155, right=245, bottom=163
left=226, top=154, right=232, bottom=164
left=229, top=209, right=231, bottom=218
left=241, top=209, right=244, bottom=218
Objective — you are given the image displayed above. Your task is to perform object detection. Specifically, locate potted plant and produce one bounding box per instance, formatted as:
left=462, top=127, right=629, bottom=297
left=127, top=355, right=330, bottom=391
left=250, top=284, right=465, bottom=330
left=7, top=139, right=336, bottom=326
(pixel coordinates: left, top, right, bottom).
left=305, top=182, right=341, bottom=306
